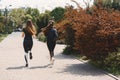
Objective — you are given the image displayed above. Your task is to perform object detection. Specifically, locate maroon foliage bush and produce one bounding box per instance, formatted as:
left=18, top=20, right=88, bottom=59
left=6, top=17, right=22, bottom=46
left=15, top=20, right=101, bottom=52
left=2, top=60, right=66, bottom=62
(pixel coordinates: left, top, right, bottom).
left=56, top=5, right=120, bottom=61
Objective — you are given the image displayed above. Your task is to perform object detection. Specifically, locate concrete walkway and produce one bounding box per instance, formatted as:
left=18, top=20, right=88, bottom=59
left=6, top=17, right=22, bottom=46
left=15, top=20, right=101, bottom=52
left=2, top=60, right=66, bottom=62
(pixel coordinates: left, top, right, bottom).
left=0, top=32, right=119, bottom=80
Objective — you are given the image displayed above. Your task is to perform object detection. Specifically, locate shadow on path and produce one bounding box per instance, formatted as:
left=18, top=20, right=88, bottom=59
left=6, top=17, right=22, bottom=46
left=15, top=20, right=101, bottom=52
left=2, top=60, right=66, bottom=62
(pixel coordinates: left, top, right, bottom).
left=56, top=63, right=105, bottom=76
left=29, top=64, right=51, bottom=69
left=7, top=66, right=25, bottom=70
left=54, top=52, right=74, bottom=60
left=54, top=52, right=105, bottom=76
left=6, top=64, right=52, bottom=70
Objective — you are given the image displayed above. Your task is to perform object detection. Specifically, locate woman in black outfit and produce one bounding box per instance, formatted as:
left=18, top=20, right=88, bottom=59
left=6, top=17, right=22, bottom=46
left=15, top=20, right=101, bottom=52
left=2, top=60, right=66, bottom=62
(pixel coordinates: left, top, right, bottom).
left=22, top=19, right=36, bottom=67
left=44, top=20, right=58, bottom=64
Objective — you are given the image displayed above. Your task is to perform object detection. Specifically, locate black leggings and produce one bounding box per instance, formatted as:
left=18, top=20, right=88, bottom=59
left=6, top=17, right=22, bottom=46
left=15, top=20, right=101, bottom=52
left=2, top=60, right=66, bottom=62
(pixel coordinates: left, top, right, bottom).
left=47, top=41, right=56, bottom=57
left=23, top=39, right=33, bottom=53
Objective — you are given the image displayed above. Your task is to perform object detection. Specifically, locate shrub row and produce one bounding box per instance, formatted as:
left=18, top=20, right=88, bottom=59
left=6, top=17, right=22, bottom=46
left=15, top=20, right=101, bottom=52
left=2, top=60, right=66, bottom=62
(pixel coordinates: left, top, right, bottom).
left=56, top=4, right=120, bottom=65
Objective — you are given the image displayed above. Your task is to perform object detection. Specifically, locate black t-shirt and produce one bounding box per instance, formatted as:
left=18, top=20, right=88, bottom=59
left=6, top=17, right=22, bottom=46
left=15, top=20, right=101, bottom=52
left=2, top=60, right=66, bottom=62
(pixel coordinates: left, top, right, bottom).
left=23, top=28, right=32, bottom=40
left=46, top=27, right=58, bottom=42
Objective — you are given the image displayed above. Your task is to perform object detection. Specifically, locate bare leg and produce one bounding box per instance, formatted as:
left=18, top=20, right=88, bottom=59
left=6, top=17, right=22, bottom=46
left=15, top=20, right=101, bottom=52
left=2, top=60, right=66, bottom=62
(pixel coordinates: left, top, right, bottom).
left=49, top=51, right=52, bottom=61
left=51, top=51, right=55, bottom=65
left=24, top=52, right=28, bottom=67
left=28, top=51, right=32, bottom=59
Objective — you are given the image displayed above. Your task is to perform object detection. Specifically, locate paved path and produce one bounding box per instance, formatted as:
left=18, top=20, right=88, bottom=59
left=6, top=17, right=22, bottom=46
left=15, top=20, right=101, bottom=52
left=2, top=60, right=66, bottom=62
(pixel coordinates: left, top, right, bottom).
left=0, top=32, right=119, bottom=80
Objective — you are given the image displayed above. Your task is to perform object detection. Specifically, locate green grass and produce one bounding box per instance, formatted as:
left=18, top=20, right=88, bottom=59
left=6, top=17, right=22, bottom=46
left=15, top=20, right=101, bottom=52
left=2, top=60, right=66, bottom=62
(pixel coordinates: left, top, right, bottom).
left=90, top=60, right=120, bottom=76
left=0, top=34, right=8, bottom=42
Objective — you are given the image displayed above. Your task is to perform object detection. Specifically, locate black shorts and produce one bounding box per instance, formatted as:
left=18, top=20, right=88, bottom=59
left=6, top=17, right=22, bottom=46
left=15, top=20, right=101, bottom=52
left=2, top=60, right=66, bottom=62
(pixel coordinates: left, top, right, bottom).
left=47, top=40, right=56, bottom=52
left=23, top=39, right=33, bottom=53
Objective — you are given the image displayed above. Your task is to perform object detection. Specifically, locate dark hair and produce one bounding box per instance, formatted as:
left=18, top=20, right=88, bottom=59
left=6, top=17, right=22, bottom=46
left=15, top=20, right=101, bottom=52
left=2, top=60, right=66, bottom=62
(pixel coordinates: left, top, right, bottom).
left=43, top=20, right=54, bottom=36
left=48, top=20, right=54, bottom=27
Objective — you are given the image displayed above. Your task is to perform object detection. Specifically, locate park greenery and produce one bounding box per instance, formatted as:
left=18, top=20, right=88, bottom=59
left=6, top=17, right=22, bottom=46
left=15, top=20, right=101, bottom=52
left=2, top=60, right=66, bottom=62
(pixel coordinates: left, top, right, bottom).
left=56, top=0, right=120, bottom=75
left=0, top=0, right=120, bottom=76
left=0, top=6, right=65, bottom=34
left=0, top=33, right=8, bottom=42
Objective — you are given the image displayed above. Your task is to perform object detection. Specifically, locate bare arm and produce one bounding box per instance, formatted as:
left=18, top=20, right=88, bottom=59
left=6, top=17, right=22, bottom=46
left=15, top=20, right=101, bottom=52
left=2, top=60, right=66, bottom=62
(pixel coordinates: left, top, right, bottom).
left=22, top=32, right=25, bottom=38
left=32, top=35, right=36, bottom=38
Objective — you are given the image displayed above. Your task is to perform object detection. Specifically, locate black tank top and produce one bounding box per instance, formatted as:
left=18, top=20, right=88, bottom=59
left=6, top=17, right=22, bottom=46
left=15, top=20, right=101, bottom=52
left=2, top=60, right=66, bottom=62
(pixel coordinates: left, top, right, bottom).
left=23, top=28, right=32, bottom=40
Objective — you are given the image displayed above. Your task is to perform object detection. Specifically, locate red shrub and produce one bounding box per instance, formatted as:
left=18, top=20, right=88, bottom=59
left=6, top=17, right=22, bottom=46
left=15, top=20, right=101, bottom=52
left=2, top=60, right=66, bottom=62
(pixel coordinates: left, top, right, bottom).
left=56, top=5, right=120, bottom=60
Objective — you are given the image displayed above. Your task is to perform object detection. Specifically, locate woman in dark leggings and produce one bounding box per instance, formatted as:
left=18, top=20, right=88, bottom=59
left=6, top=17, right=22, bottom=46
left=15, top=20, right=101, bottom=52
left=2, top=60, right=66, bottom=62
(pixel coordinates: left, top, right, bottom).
left=44, top=20, right=58, bottom=64
left=22, top=19, right=36, bottom=67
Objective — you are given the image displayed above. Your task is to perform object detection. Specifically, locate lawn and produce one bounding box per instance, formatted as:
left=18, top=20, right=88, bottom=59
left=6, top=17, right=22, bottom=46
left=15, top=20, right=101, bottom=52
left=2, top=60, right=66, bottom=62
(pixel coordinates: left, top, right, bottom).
left=0, top=34, right=8, bottom=42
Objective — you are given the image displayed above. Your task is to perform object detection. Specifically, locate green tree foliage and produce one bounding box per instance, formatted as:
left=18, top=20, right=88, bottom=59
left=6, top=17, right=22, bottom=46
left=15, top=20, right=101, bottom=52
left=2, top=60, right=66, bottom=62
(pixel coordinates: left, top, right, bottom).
left=24, top=14, right=33, bottom=22
left=0, top=16, right=4, bottom=22
left=0, top=16, right=4, bottom=33
left=94, top=0, right=120, bottom=10
left=0, top=10, right=2, bottom=16
left=50, top=7, right=65, bottom=22
left=9, top=8, right=26, bottom=28
left=9, top=7, right=40, bottom=32
left=25, top=7, right=40, bottom=23
left=0, top=10, right=5, bottom=33
left=36, top=12, right=51, bottom=34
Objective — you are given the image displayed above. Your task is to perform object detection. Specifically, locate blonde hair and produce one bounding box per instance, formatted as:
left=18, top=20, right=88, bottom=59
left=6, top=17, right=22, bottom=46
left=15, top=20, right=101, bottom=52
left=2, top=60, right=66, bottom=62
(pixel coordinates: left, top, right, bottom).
left=26, top=19, right=36, bottom=35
